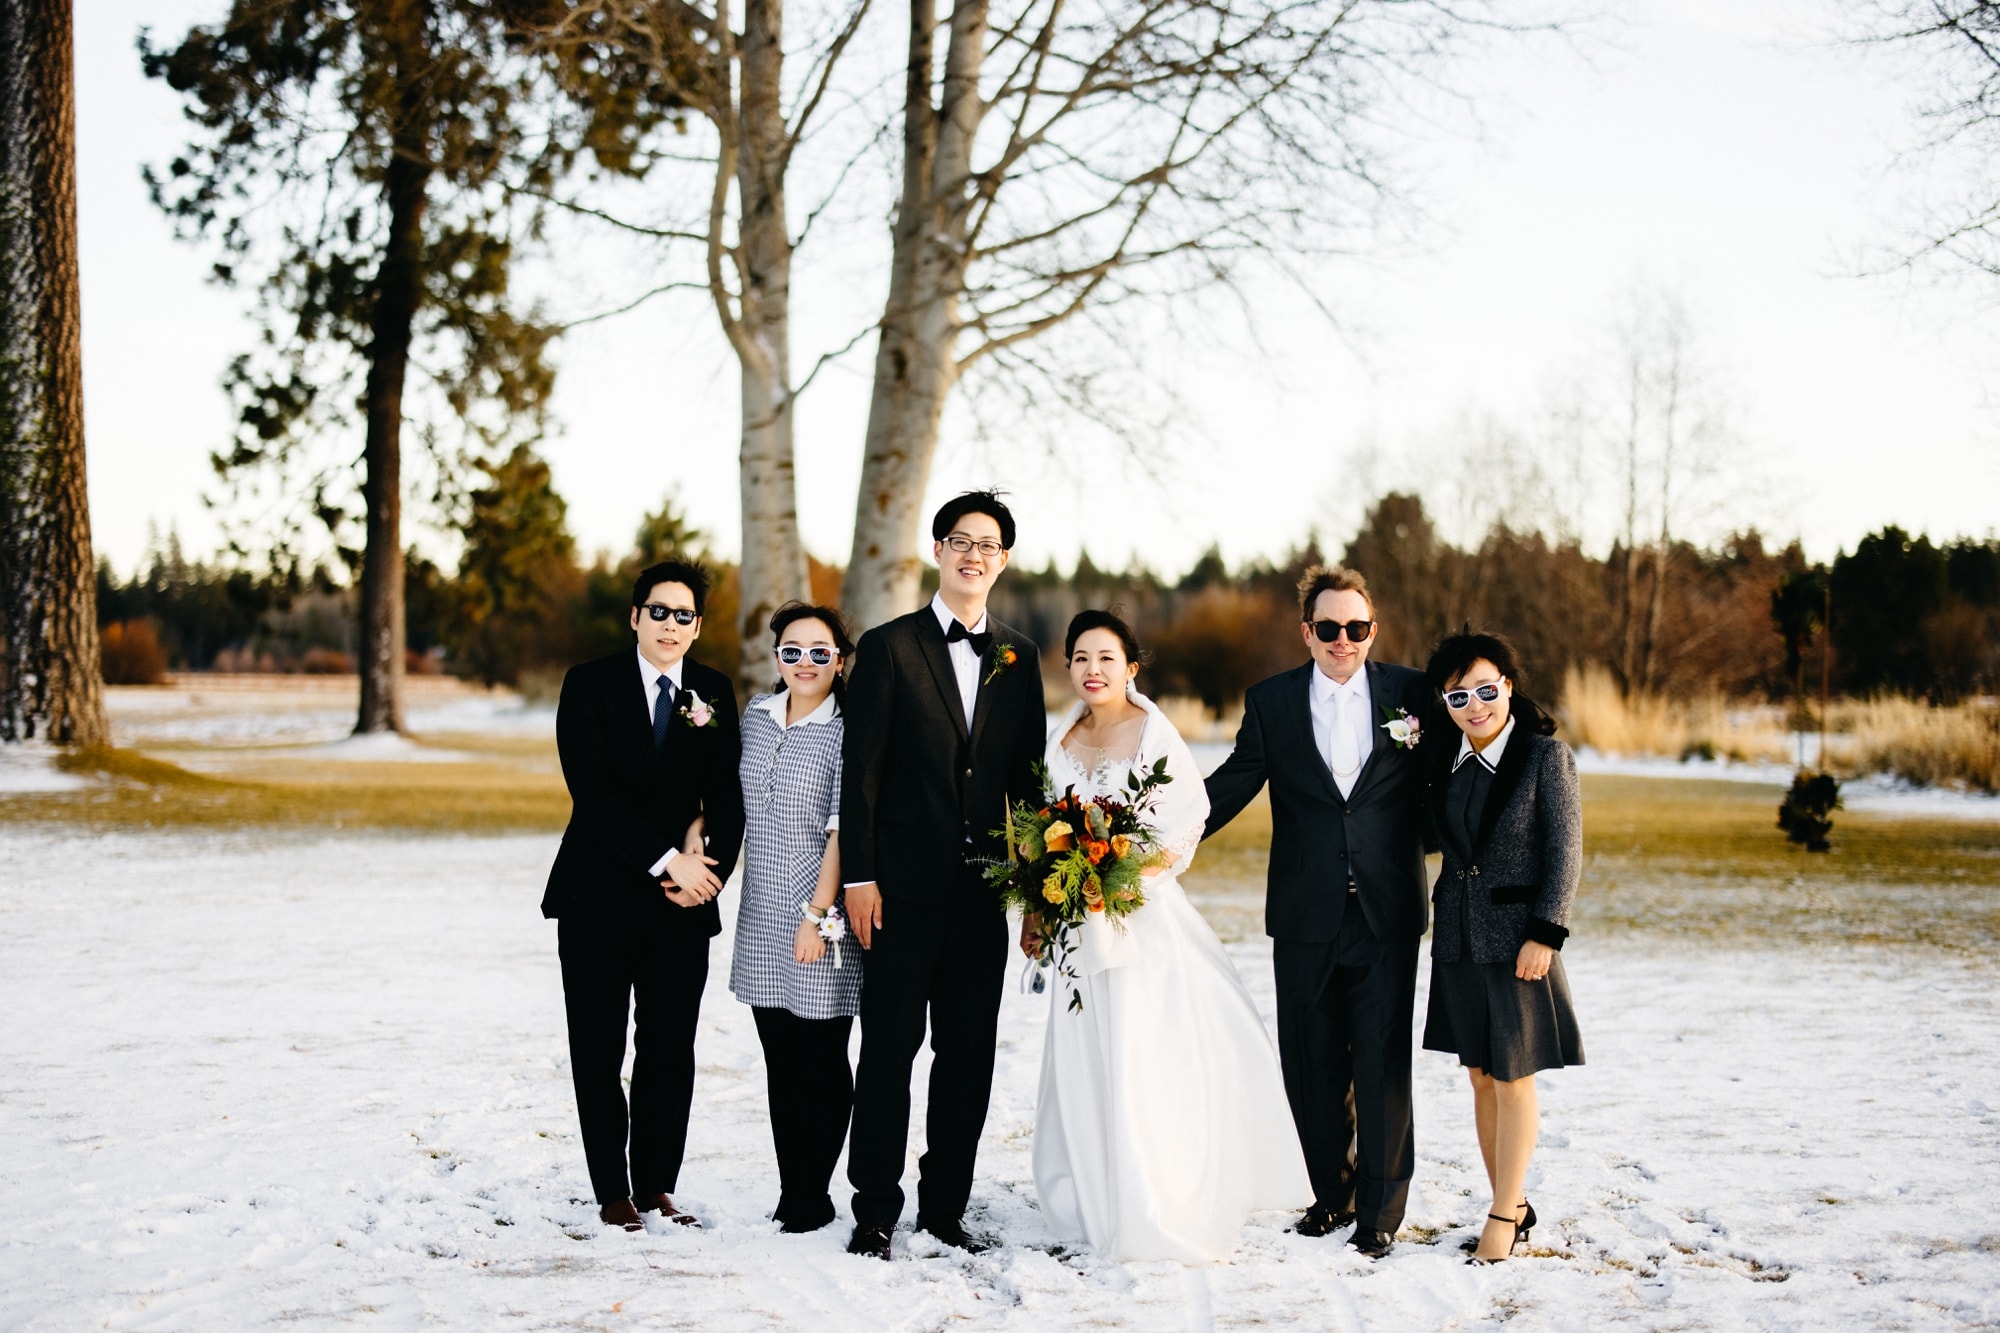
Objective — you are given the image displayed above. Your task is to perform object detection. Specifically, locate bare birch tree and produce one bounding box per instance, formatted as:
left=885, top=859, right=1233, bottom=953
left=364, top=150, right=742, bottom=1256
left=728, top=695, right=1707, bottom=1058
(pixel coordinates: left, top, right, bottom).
left=522, top=0, right=872, bottom=693
left=0, top=0, right=108, bottom=746
left=840, top=0, right=1544, bottom=629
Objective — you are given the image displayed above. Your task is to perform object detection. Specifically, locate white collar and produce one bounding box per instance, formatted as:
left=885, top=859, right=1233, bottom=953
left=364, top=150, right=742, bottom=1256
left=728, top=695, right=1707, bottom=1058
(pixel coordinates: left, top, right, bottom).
left=758, top=688, right=840, bottom=729
left=1454, top=715, right=1517, bottom=773
left=638, top=645, right=685, bottom=691
left=1312, top=663, right=1369, bottom=702
left=930, top=591, right=988, bottom=637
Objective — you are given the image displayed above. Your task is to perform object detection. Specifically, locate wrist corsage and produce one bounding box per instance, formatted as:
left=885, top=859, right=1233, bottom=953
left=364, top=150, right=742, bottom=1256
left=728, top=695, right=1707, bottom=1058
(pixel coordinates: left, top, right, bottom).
left=804, top=902, right=848, bottom=967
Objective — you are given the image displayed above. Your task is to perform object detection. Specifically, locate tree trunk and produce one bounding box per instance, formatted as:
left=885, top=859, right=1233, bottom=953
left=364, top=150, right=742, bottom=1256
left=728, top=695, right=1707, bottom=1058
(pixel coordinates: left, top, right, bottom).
left=354, top=8, right=432, bottom=736
left=0, top=0, right=107, bottom=747
left=841, top=0, right=985, bottom=634
left=730, top=0, right=809, bottom=693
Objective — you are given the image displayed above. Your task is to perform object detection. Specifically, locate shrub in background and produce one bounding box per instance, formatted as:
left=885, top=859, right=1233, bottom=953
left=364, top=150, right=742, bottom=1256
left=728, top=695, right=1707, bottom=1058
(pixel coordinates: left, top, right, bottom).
left=100, top=620, right=169, bottom=686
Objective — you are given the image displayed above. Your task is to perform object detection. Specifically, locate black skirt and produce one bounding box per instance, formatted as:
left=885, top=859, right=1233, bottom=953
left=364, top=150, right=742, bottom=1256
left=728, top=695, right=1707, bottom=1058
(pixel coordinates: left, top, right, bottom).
left=1423, top=953, right=1584, bottom=1082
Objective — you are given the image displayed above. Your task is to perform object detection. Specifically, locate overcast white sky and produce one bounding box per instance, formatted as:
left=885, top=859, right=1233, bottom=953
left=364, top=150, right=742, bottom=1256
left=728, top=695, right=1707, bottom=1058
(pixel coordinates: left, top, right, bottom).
left=74, top=0, right=2000, bottom=579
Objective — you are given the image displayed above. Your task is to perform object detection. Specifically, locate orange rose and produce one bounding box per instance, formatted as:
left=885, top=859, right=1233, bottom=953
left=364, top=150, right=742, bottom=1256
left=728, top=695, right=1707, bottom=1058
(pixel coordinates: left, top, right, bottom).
left=1085, top=840, right=1110, bottom=865
left=1081, top=875, right=1105, bottom=911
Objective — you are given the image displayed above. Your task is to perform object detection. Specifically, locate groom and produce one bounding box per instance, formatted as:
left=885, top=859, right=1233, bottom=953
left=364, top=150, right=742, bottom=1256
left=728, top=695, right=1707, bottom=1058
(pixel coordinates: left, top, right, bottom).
left=541, top=559, right=745, bottom=1232
left=840, top=491, right=1046, bottom=1260
left=1203, top=566, right=1433, bottom=1258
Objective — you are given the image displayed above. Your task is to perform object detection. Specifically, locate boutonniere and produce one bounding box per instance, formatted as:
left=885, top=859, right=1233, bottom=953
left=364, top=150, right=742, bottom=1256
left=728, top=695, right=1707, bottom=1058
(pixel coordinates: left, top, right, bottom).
left=1379, top=705, right=1421, bottom=749
left=678, top=689, right=719, bottom=729
left=984, top=642, right=1019, bottom=686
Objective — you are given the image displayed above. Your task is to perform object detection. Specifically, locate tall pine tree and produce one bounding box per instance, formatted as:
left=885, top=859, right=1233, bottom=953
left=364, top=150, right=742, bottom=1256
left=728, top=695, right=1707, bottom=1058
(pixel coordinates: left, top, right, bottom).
left=143, top=1, right=570, bottom=732
left=0, top=0, right=108, bottom=746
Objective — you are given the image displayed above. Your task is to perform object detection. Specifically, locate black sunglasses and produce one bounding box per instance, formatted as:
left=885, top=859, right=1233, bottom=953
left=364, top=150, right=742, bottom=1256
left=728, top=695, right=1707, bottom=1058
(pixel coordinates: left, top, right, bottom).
left=642, top=605, right=698, bottom=624
left=776, top=646, right=837, bottom=666
left=1443, top=682, right=1504, bottom=710
left=1310, top=618, right=1374, bottom=644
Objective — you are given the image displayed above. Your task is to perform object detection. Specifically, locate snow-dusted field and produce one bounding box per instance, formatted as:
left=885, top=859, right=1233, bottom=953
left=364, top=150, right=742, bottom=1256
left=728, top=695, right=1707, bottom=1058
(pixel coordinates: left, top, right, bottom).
left=2, top=828, right=1996, bottom=1330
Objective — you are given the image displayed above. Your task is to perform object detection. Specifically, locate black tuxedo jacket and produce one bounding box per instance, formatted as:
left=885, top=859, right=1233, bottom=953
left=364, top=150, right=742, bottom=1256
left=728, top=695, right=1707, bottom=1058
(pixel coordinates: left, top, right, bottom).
left=1204, top=659, right=1437, bottom=945
left=839, top=607, right=1045, bottom=900
left=540, top=650, right=745, bottom=936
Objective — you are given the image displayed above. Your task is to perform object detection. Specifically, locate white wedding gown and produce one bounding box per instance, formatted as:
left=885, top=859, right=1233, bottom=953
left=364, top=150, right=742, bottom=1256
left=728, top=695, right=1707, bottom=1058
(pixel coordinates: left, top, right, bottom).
left=1031, top=691, right=1310, bottom=1263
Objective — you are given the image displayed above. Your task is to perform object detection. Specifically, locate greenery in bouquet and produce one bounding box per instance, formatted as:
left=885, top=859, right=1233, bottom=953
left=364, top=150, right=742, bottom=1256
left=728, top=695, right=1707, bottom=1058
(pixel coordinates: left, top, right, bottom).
left=987, top=757, right=1174, bottom=1011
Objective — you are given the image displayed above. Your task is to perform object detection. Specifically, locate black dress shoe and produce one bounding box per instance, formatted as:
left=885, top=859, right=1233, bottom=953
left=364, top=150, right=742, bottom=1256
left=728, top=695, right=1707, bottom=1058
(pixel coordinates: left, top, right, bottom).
left=1292, top=1204, right=1358, bottom=1237
left=1349, top=1228, right=1395, bottom=1259
left=918, top=1217, right=995, bottom=1253
left=847, top=1223, right=893, bottom=1260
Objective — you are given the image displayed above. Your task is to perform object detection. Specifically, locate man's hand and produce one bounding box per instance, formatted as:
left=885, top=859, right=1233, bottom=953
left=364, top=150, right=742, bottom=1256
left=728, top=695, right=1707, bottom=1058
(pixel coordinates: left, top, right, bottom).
left=1515, top=940, right=1554, bottom=982
left=846, top=882, right=883, bottom=949
left=662, top=850, right=722, bottom=908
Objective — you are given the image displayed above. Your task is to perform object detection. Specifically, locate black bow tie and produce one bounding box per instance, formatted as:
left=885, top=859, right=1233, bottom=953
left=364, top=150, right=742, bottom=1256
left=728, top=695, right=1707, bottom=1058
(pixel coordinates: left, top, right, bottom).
left=945, top=620, right=993, bottom=655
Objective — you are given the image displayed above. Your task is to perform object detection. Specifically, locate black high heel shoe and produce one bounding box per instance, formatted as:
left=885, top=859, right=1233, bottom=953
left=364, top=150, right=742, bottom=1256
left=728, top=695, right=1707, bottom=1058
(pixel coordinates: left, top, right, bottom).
left=1466, top=1212, right=1521, bottom=1266
left=1461, top=1200, right=1533, bottom=1253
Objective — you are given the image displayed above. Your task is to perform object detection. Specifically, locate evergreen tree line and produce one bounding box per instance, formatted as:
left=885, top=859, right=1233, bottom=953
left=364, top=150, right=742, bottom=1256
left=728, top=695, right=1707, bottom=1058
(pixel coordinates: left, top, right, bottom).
left=94, top=446, right=2000, bottom=708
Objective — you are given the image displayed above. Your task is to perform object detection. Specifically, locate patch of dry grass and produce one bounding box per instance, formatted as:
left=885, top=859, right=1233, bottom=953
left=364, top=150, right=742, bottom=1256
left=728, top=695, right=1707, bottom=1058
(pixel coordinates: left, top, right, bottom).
left=1557, top=665, right=1790, bottom=764
left=1848, top=697, right=2000, bottom=794
left=8, top=745, right=569, bottom=833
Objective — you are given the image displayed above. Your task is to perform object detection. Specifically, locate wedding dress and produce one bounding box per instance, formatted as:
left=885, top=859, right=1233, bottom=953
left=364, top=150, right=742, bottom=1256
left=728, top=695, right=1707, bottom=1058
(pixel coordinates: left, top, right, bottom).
left=1031, top=691, right=1310, bottom=1262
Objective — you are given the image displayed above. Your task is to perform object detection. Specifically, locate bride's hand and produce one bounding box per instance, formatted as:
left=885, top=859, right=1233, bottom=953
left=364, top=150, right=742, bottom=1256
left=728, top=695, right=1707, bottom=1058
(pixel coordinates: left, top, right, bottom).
left=1018, top=914, right=1042, bottom=959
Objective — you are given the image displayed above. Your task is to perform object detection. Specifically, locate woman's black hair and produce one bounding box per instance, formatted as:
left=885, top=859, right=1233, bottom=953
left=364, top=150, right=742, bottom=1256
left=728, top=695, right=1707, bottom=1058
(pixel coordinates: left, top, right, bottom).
left=1424, top=625, right=1557, bottom=737
left=1064, top=607, right=1147, bottom=667
left=769, top=602, right=855, bottom=701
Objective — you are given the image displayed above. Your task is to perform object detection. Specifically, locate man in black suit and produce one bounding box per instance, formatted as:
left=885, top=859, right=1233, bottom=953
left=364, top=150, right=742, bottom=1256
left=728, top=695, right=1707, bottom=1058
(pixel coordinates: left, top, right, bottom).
left=1203, top=566, right=1433, bottom=1258
left=542, top=559, right=745, bottom=1232
left=840, top=491, right=1046, bottom=1260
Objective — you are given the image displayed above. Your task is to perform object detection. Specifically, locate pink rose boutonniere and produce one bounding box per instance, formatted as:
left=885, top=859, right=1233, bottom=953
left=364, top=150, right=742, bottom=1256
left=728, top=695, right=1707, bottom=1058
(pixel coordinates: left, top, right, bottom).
left=1380, top=706, right=1421, bottom=749
left=678, top=689, right=718, bottom=729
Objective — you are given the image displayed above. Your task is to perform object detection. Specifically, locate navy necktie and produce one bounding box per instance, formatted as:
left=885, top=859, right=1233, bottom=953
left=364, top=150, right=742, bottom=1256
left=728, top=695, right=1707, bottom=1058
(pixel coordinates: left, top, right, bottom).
left=945, top=620, right=993, bottom=655
left=653, top=675, right=676, bottom=752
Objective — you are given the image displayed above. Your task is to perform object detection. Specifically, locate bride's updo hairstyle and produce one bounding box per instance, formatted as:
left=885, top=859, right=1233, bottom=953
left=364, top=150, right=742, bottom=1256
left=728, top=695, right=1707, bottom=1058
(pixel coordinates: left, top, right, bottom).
left=1064, top=608, right=1147, bottom=668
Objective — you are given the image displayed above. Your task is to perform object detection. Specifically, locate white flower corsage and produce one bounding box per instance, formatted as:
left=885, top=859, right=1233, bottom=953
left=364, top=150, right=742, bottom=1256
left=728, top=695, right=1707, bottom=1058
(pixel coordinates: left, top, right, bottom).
left=806, top=902, right=848, bottom=967
left=678, top=689, right=718, bottom=728
left=1380, top=706, right=1422, bottom=749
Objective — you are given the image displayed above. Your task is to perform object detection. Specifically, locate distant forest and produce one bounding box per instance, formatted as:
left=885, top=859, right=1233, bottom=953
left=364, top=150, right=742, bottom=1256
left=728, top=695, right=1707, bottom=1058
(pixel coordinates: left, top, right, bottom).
left=95, top=445, right=2000, bottom=708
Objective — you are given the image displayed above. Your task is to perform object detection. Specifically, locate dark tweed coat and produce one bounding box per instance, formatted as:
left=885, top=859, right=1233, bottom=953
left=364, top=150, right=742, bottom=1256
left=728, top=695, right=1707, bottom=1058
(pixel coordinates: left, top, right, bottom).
left=1425, top=729, right=1582, bottom=966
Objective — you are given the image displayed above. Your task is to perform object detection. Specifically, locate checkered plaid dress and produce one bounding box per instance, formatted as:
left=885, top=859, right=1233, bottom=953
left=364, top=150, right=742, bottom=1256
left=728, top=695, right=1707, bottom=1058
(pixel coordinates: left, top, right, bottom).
left=728, top=692, right=860, bottom=1019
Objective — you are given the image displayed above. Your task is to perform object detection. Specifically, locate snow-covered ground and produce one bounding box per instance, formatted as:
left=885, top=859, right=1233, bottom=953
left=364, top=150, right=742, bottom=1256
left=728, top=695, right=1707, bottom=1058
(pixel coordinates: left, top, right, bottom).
left=2, top=828, right=1996, bottom=1330
left=104, top=681, right=555, bottom=750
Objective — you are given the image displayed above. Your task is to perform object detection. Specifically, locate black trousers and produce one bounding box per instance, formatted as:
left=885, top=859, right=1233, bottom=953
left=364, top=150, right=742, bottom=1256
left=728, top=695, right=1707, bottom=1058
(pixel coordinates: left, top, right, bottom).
left=751, top=1006, right=855, bottom=1231
left=557, top=906, right=710, bottom=1206
left=846, top=875, right=1009, bottom=1230
left=1273, top=904, right=1419, bottom=1233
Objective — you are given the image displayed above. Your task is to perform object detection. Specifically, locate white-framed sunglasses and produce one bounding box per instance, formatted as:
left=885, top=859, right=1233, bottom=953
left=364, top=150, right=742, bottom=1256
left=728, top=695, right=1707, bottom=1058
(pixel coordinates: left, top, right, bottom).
left=1443, top=682, right=1505, bottom=710
left=776, top=646, right=838, bottom=666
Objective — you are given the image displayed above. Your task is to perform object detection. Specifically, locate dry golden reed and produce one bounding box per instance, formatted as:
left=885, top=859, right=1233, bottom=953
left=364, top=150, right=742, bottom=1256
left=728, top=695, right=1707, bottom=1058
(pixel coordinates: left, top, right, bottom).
left=1555, top=665, right=1789, bottom=765
left=1847, top=697, right=2000, bottom=793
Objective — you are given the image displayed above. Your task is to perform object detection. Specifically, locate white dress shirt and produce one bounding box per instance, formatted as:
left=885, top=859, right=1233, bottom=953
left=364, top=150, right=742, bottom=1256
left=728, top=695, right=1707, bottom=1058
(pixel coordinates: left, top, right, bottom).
left=641, top=647, right=688, bottom=877
left=1308, top=663, right=1374, bottom=800
left=1453, top=715, right=1517, bottom=773
left=931, top=592, right=987, bottom=732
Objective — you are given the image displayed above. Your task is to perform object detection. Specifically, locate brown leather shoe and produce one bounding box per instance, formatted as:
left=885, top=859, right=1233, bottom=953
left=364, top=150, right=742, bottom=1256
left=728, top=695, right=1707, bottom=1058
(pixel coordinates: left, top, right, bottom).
left=599, top=1199, right=644, bottom=1232
left=635, top=1192, right=702, bottom=1227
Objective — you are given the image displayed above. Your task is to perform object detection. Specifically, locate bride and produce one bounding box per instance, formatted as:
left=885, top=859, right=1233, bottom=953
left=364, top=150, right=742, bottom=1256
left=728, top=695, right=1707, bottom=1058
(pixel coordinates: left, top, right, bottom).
left=1025, top=609, right=1309, bottom=1263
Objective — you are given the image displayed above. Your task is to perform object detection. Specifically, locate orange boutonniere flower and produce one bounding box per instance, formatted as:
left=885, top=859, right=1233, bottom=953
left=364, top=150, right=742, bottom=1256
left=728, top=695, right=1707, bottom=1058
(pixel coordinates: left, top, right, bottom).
left=984, top=642, right=1019, bottom=686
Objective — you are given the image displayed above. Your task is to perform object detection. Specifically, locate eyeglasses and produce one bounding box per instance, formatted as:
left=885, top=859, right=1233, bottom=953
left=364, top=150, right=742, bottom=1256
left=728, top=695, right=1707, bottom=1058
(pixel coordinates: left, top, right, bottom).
left=1310, top=618, right=1374, bottom=644
left=642, top=605, right=698, bottom=624
left=776, top=646, right=837, bottom=666
left=942, top=534, right=1004, bottom=557
left=1443, top=682, right=1504, bottom=710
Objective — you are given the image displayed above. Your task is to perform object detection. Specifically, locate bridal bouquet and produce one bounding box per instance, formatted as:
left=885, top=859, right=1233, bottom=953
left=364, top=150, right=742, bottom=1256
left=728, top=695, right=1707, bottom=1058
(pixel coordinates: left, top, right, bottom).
left=986, top=757, right=1174, bottom=1012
